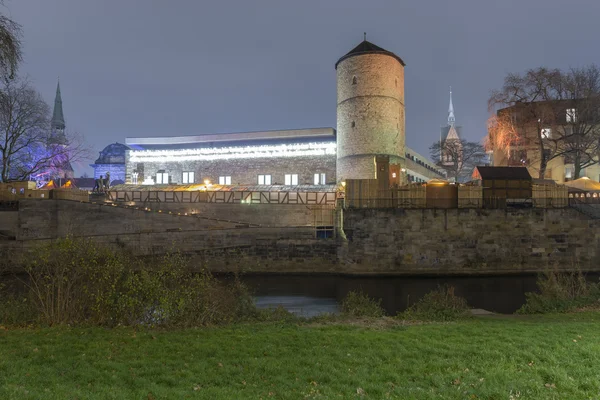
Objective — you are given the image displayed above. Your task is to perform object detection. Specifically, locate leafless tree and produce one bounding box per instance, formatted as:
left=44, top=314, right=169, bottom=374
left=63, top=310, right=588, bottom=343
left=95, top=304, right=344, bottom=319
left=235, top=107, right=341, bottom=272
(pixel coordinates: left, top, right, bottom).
left=0, top=1, right=22, bottom=79
left=488, top=66, right=600, bottom=179
left=430, top=139, right=486, bottom=183
left=546, top=66, right=600, bottom=179
left=488, top=68, right=560, bottom=178
left=0, top=78, right=88, bottom=182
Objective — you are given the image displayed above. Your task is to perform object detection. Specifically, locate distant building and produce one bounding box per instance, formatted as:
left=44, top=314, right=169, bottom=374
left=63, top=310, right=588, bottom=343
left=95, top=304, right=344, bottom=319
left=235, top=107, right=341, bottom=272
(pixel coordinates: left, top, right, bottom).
left=49, top=80, right=74, bottom=180
left=439, top=88, right=463, bottom=168
left=489, top=100, right=600, bottom=183
left=90, top=142, right=129, bottom=185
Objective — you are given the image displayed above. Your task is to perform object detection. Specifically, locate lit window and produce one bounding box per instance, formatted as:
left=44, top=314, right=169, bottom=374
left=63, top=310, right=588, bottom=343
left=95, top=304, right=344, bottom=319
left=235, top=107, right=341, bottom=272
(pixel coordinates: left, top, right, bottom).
left=314, top=173, right=326, bottom=185
left=258, top=174, right=272, bottom=185
left=156, top=172, right=168, bottom=184
left=132, top=171, right=139, bottom=185
left=284, top=174, right=298, bottom=185
left=218, top=176, right=231, bottom=185
left=182, top=171, right=195, bottom=184
left=392, top=172, right=397, bottom=178
left=566, top=108, right=577, bottom=123
left=541, top=128, right=551, bottom=138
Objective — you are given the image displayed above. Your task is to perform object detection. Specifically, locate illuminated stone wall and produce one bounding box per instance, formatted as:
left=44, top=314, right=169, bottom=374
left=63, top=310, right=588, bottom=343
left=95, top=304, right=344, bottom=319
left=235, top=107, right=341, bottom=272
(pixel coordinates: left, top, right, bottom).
left=125, top=152, right=336, bottom=186
left=336, top=53, right=406, bottom=181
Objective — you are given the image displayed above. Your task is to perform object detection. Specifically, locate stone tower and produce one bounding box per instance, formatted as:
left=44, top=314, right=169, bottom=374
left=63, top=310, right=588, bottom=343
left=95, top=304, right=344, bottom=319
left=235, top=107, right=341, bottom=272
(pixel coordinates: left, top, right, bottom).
left=335, top=37, right=406, bottom=183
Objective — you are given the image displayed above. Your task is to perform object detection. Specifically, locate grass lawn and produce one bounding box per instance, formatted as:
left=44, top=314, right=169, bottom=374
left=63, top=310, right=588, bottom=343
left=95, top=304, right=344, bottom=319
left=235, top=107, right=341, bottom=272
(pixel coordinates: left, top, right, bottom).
left=1, top=313, right=600, bottom=399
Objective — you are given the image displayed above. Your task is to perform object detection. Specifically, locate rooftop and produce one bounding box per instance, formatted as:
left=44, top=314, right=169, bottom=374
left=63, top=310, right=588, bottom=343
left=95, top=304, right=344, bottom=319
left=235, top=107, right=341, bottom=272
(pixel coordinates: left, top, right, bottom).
left=335, top=40, right=405, bottom=69
left=126, top=128, right=336, bottom=149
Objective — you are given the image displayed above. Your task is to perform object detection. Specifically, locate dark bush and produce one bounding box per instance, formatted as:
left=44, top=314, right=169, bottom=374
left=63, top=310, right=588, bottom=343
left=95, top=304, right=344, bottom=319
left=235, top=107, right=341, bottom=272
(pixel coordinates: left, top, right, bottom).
left=340, top=290, right=385, bottom=318
left=518, top=269, right=600, bottom=314
left=400, top=285, right=470, bottom=321
left=0, top=237, right=259, bottom=327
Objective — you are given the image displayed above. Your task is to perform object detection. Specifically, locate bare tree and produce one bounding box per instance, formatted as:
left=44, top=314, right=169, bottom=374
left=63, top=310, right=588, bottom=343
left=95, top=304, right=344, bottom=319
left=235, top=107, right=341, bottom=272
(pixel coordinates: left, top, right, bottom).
left=547, top=66, right=600, bottom=179
left=0, top=78, right=87, bottom=182
left=430, top=139, right=486, bottom=183
left=0, top=1, right=22, bottom=79
left=488, top=68, right=560, bottom=178
left=488, top=66, right=600, bottom=179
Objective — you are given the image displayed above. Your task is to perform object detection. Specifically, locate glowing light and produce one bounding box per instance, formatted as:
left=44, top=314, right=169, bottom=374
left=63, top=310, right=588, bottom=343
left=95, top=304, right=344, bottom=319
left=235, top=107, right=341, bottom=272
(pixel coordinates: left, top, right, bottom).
left=129, top=142, right=337, bottom=163
left=341, top=181, right=346, bottom=187
left=204, top=179, right=211, bottom=186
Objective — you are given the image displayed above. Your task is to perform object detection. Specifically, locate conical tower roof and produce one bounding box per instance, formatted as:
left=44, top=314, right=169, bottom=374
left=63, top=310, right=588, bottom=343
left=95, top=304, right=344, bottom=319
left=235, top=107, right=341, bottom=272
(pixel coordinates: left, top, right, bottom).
left=51, top=80, right=65, bottom=131
left=335, top=37, right=405, bottom=69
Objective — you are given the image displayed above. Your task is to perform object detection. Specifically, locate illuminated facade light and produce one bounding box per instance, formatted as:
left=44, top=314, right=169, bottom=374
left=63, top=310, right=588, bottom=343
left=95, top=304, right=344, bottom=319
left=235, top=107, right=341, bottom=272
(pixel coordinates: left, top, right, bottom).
left=129, top=142, right=337, bottom=163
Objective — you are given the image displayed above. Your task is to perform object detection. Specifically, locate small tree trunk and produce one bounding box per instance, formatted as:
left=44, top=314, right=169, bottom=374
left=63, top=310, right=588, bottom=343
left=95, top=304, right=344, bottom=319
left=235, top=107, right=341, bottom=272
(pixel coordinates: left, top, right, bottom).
left=574, top=154, right=582, bottom=179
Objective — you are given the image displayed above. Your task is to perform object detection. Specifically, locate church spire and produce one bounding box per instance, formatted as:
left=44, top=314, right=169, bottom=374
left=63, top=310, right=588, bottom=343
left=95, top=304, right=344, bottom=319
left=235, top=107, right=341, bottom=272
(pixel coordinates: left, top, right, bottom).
left=51, top=79, right=65, bottom=131
left=448, top=86, right=455, bottom=126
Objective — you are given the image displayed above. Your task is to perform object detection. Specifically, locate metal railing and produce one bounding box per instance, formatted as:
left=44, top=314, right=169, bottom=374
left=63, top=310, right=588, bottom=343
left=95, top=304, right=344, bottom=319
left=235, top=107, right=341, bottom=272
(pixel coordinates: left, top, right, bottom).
left=106, top=190, right=337, bottom=206
left=569, top=198, right=600, bottom=219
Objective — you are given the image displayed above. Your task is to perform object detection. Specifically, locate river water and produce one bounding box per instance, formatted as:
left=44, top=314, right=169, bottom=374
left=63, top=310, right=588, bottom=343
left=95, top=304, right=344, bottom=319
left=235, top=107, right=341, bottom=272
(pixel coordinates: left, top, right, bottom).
left=241, top=274, right=571, bottom=317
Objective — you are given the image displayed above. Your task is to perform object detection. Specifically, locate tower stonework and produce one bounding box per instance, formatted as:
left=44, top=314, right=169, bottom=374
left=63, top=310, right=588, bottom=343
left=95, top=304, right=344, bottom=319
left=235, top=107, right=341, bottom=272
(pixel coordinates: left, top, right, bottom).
left=335, top=40, right=406, bottom=183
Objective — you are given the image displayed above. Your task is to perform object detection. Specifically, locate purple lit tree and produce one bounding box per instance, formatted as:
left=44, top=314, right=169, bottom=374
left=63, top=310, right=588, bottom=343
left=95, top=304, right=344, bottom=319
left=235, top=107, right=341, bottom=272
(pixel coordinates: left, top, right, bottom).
left=0, top=77, right=87, bottom=183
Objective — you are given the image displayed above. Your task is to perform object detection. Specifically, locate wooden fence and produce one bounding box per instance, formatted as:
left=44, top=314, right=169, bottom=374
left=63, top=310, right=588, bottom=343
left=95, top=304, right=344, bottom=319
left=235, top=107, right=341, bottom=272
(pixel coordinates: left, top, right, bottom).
left=344, top=179, right=570, bottom=209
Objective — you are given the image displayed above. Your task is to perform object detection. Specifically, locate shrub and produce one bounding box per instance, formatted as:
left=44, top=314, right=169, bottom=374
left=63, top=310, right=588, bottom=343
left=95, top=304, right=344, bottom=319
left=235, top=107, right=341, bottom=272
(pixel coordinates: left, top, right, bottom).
left=518, top=269, right=600, bottom=314
left=2, top=237, right=260, bottom=327
left=340, top=290, right=385, bottom=318
left=400, top=285, right=470, bottom=321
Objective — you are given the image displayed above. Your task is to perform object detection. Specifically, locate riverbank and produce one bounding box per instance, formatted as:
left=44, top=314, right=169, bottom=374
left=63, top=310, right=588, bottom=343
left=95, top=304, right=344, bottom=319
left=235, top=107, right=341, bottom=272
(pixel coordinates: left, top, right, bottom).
left=1, top=312, right=599, bottom=399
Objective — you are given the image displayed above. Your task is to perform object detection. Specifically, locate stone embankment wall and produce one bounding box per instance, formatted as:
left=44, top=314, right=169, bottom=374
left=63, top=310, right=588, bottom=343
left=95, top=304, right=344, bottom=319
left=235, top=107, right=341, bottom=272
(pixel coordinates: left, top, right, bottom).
left=2, top=200, right=600, bottom=275
left=342, top=208, right=600, bottom=274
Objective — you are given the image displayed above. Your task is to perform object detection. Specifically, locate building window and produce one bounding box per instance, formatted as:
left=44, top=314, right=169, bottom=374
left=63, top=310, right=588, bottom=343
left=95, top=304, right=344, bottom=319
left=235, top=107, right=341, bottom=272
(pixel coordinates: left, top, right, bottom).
left=284, top=174, right=298, bottom=185
left=182, top=171, right=195, bottom=184
left=566, top=108, right=577, bottom=123
left=156, top=172, right=168, bottom=184
left=218, top=176, right=231, bottom=185
left=541, top=128, right=551, bottom=139
left=313, top=173, right=326, bottom=185
left=258, top=174, right=272, bottom=185
left=351, top=121, right=355, bottom=128
left=352, top=76, right=357, bottom=85
left=132, top=171, right=139, bottom=185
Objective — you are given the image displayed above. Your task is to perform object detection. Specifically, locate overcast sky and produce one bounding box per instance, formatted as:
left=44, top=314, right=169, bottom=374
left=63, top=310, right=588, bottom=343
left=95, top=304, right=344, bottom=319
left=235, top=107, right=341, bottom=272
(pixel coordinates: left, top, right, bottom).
left=7, top=0, right=600, bottom=175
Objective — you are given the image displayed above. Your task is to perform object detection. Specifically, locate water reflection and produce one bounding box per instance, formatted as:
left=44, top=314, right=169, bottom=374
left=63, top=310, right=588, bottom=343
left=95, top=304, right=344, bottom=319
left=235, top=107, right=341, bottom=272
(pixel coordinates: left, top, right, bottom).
left=240, top=274, right=560, bottom=316
left=254, top=296, right=339, bottom=318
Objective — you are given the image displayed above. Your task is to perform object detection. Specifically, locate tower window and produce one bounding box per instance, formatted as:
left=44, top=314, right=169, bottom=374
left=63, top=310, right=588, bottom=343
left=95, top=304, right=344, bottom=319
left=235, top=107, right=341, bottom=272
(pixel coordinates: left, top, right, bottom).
left=352, top=76, right=357, bottom=85
left=351, top=121, right=355, bottom=128
left=395, top=78, right=397, bottom=87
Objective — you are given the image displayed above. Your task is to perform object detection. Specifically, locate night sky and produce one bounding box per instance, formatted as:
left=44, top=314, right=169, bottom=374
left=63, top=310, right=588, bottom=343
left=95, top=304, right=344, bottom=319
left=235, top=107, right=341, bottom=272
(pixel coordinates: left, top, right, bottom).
left=8, top=0, right=600, bottom=175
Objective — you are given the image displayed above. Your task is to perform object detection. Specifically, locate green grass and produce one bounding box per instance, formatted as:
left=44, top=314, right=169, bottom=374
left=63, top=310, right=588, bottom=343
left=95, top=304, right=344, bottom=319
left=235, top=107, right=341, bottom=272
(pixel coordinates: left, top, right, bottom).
left=2, top=313, right=600, bottom=399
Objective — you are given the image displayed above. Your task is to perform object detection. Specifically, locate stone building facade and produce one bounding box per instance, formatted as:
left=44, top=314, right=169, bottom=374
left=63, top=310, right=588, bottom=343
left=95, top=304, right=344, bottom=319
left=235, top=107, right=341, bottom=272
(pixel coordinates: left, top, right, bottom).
left=125, top=128, right=337, bottom=186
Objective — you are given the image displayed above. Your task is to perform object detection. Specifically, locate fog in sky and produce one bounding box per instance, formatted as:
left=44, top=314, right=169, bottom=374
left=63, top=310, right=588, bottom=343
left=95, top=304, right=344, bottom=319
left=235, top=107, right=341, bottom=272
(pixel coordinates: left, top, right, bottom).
left=8, top=0, right=600, bottom=175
